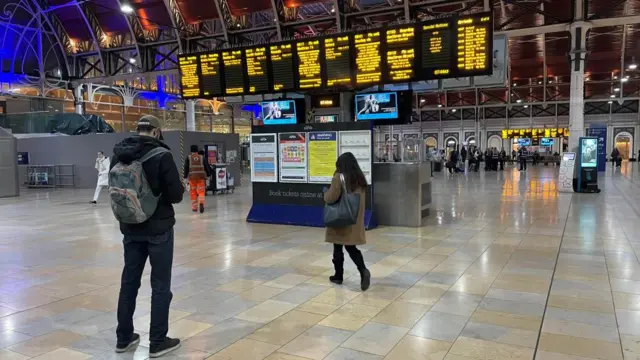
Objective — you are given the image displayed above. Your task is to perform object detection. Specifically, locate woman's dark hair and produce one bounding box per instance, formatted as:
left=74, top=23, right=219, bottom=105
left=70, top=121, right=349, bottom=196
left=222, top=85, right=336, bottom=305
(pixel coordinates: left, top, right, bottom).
left=190, top=145, right=198, bottom=152
left=336, top=152, right=367, bottom=191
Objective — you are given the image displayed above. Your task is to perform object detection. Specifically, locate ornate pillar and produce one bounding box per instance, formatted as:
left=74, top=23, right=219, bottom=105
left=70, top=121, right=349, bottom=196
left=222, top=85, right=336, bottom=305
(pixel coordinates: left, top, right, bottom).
left=74, top=85, right=83, bottom=115
left=568, top=23, right=590, bottom=151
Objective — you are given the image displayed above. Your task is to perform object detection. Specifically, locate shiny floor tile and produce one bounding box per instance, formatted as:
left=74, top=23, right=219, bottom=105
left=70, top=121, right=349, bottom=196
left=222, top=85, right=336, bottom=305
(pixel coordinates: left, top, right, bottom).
left=3, top=166, right=640, bottom=360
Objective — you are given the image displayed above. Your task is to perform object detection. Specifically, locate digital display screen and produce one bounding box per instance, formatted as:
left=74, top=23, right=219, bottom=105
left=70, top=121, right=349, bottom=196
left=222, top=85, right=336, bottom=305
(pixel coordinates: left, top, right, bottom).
left=386, top=26, right=415, bottom=82
left=516, top=138, right=531, bottom=146
left=540, top=138, right=554, bottom=146
left=177, top=12, right=493, bottom=98
left=315, top=115, right=337, bottom=123
left=354, top=31, right=382, bottom=86
left=199, top=53, right=222, bottom=97
left=245, top=47, right=269, bottom=94
left=296, top=40, right=322, bottom=89
left=581, top=138, right=598, bottom=168
left=324, top=35, right=352, bottom=87
left=420, top=22, right=451, bottom=77
left=222, top=50, right=244, bottom=95
left=270, top=44, right=295, bottom=92
left=456, top=14, right=491, bottom=75
left=261, top=100, right=297, bottom=125
left=563, top=153, right=575, bottom=161
left=178, top=55, right=200, bottom=98
left=355, top=92, right=398, bottom=120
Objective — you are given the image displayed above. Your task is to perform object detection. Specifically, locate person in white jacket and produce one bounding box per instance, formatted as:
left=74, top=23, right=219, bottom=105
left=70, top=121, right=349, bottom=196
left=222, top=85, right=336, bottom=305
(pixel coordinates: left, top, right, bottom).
left=90, top=151, right=110, bottom=204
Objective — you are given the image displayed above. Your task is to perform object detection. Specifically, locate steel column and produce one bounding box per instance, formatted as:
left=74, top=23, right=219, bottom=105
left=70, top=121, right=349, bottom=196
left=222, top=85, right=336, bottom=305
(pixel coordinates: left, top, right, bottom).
left=568, top=22, right=589, bottom=151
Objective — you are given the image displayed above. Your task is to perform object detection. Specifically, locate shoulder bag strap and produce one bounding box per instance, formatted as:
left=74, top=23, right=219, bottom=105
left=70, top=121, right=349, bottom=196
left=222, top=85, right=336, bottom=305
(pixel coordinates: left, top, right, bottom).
left=139, top=147, right=169, bottom=164
left=339, top=173, right=349, bottom=194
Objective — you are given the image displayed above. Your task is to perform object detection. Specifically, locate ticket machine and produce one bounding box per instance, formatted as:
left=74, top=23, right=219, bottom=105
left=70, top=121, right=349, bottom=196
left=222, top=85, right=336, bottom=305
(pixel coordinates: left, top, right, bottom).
left=576, top=137, right=600, bottom=193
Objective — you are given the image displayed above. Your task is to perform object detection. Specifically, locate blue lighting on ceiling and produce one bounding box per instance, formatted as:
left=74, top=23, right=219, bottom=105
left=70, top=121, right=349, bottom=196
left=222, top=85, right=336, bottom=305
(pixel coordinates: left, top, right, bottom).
left=241, top=104, right=262, bottom=118
left=138, top=90, right=177, bottom=109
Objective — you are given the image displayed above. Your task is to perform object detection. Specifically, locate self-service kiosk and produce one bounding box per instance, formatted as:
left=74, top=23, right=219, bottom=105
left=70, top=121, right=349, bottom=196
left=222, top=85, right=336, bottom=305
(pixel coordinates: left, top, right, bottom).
left=576, top=137, right=601, bottom=193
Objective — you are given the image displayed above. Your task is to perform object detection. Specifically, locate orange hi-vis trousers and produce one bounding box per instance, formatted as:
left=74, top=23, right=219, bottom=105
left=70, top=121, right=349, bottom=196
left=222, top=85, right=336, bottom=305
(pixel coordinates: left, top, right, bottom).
left=189, top=179, right=206, bottom=210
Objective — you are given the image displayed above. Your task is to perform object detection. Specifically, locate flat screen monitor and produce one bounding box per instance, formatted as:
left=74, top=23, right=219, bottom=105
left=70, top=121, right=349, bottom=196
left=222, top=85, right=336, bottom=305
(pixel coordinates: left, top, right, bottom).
left=355, top=92, right=398, bottom=121
left=516, top=138, right=531, bottom=146
left=261, top=100, right=297, bottom=125
left=581, top=138, right=597, bottom=168
left=315, top=115, right=337, bottom=123
left=540, top=138, right=554, bottom=146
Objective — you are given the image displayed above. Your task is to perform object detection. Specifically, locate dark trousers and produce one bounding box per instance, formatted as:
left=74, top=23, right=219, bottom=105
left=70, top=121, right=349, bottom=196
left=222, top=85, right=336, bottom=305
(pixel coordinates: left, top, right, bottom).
left=117, top=229, right=174, bottom=347
left=333, top=244, right=366, bottom=272
left=499, top=160, right=504, bottom=170
left=519, top=157, right=527, bottom=170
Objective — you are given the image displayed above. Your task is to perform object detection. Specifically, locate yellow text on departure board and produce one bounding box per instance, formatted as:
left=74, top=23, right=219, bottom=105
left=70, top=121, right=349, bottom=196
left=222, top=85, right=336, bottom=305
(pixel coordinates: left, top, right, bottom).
left=386, top=27, right=414, bottom=81
left=354, top=31, right=381, bottom=84
left=270, top=44, right=293, bottom=91
left=200, top=53, right=219, bottom=76
left=246, top=47, right=266, bottom=77
left=297, top=40, right=322, bottom=89
left=179, top=56, right=199, bottom=97
left=222, top=50, right=244, bottom=94
left=457, top=17, right=488, bottom=71
left=325, top=36, right=351, bottom=87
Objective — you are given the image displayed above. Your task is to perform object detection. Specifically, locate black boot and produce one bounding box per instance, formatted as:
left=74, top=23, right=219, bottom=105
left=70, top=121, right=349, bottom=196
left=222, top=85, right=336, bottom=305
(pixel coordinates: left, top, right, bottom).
left=330, top=259, right=344, bottom=285
left=360, top=268, right=371, bottom=291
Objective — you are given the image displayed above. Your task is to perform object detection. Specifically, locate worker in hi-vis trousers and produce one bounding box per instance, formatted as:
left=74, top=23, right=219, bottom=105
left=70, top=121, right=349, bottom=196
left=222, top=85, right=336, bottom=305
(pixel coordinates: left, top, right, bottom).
left=183, top=145, right=210, bottom=213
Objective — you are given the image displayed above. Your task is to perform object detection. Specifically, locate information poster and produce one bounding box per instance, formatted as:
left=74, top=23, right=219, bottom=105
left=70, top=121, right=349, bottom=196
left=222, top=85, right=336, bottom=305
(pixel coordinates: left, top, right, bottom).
left=205, top=145, right=218, bottom=165
left=279, top=133, right=308, bottom=183
left=339, top=130, right=372, bottom=184
left=250, top=134, right=278, bottom=183
left=308, top=132, right=338, bottom=183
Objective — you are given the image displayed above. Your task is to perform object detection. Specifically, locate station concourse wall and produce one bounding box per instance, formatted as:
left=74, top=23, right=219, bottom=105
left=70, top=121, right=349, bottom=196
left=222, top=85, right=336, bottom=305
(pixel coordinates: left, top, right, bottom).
left=17, top=131, right=240, bottom=189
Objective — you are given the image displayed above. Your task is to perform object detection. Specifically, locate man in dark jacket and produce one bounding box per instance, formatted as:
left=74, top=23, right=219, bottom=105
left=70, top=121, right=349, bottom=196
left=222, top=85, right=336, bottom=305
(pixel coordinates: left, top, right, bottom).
left=110, top=115, right=183, bottom=358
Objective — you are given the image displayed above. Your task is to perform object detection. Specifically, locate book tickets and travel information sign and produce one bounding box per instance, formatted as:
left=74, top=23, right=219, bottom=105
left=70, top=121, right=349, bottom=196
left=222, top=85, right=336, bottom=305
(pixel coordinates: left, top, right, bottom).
left=250, top=134, right=278, bottom=182
left=278, top=133, right=308, bottom=183
left=308, top=132, right=338, bottom=183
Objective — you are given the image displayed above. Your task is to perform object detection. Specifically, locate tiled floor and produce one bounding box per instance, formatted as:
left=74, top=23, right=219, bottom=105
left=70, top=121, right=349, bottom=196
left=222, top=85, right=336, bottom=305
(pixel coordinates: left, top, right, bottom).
left=1, top=163, right=640, bottom=359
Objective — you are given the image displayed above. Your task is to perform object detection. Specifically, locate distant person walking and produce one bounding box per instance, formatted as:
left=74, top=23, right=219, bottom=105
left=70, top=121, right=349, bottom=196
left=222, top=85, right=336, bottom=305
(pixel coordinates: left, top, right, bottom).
left=184, top=145, right=210, bottom=213
left=518, top=146, right=527, bottom=171
left=108, top=115, right=184, bottom=358
left=324, top=152, right=371, bottom=291
left=90, top=151, right=110, bottom=204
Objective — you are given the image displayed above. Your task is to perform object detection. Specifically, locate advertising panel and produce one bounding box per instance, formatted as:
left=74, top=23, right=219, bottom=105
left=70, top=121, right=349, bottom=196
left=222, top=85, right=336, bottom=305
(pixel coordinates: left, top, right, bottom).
left=279, top=132, right=308, bottom=182
left=308, top=131, right=338, bottom=183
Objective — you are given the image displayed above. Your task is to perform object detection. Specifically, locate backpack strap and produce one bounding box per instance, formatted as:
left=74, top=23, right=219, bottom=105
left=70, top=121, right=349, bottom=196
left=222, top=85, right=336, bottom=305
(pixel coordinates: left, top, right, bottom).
left=139, top=147, right=169, bottom=164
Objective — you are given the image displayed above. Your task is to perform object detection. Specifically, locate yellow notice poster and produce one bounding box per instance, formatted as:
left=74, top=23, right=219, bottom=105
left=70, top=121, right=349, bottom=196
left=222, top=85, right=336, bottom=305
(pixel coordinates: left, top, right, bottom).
left=308, top=131, right=338, bottom=183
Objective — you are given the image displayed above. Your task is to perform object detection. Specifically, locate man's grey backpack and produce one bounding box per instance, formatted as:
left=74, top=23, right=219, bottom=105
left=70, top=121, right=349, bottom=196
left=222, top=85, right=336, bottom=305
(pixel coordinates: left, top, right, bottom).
left=108, top=147, right=168, bottom=224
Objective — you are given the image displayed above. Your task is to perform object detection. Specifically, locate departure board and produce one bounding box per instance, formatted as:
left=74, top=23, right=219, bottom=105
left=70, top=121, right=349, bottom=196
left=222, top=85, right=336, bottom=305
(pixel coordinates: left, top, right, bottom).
left=222, top=50, right=244, bottom=95
left=386, top=26, right=415, bottom=82
left=199, top=53, right=222, bottom=97
left=456, top=14, right=491, bottom=74
left=420, top=21, right=451, bottom=77
left=178, top=55, right=200, bottom=98
left=296, top=40, right=322, bottom=89
left=245, top=47, right=269, bottom=94
left=324, top=35, right=352, bottom=88
left=354, top=31, right=382, bottom=86
left=177, top=12, right=493, bottom=98
left=270, top=43, right=295, bottom=92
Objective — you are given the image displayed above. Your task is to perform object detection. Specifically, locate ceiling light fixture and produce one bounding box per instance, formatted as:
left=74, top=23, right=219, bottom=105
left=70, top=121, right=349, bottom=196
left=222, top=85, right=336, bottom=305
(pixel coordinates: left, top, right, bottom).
left=420, top=99, right=425, bottom=103
left=614, top=87, right=620, bottom=92
left=524, top=105, right=529, bottom=108
left=330, top=7, right=335, bottom=12
left=128, top=58, right=136, bottom=64
left=451, top=109, right=457, bottom=113
left=608, top=101, right=613, bottom=104
left=610, top=94, right=616, bottom=98
left=630, top=63, right=637, bottom=70
left=622, top=77, right=629, bottom=82
left=516, top=99, right=522, bottom=103
left=120, top=3, right=133, bottom=13
left=437, top=104, right=442, bottom=108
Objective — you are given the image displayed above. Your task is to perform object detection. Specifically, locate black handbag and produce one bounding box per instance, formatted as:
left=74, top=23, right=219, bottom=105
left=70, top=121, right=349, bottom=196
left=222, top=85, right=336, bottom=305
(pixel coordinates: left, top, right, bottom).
left=323, top=173, right=361, bottom=228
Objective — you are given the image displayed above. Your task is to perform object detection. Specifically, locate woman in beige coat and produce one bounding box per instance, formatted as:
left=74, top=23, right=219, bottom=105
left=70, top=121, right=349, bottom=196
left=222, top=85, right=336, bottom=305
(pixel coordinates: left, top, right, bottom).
left=324, top=152, right=371, bottom=291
